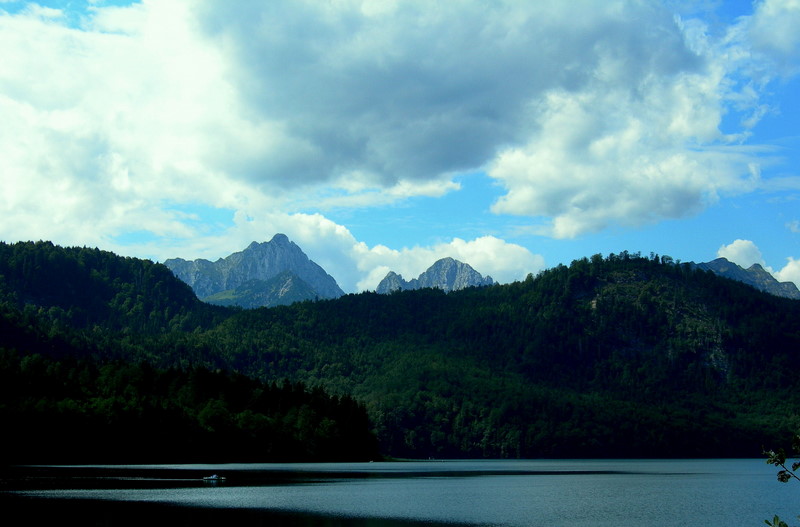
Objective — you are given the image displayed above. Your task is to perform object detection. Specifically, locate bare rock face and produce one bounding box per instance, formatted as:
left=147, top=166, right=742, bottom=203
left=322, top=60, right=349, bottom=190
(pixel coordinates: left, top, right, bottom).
left=164, top=234, right=344, bottom=307
left=376, top=257, right=494, bottom=294
left=202, top=272, right=321, bottom=309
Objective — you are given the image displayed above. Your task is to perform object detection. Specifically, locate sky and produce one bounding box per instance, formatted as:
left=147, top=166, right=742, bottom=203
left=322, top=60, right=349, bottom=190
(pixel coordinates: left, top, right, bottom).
left=1, top=0, right=799, bottom=293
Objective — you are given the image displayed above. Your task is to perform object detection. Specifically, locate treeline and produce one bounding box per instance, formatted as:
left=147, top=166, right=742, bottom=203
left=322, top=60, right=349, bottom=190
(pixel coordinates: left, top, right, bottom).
left=2, top=242, right=800, bottom=460
left=0, top=349, right=379, bottom=464
left=0, top=240, right=226, bottom=333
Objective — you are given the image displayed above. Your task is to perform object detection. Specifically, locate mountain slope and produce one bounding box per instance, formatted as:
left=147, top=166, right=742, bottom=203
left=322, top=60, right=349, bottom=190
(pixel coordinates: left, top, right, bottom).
left=0, top=240, right=220, bottom=333
left=376, top=257, right=494, bottom=293
left=202, top=271, right=320, bottom=308
left=164, top=234, right=344, bottom=307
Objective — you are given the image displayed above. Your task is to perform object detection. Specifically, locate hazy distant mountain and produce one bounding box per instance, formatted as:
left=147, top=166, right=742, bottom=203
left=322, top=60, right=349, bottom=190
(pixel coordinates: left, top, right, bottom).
left=696, top=257, right=800, bottom=300
left=164, top=234, right=344, bottom=307
left=376, top=257, right=494, bottom=294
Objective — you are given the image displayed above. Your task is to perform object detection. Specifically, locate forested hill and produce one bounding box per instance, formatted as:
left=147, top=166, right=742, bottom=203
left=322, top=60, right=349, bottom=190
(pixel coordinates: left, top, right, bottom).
left=0, top=241, right=226, bottom=333
left=2, top=242, right=800, bottom=461
left=0, top=241, right=377, bottom=463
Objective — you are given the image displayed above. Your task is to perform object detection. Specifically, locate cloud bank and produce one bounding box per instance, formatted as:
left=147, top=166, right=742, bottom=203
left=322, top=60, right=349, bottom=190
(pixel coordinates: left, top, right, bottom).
left=1, top=0, right=798, bottom=290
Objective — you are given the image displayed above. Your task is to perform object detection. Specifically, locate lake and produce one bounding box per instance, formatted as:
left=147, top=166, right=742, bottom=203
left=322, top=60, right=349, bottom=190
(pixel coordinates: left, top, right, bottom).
left=0, top=459, right=795, bottom=526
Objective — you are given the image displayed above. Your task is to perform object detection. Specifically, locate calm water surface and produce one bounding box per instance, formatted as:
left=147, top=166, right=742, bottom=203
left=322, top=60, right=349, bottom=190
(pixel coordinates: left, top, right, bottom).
left=1, top=459, right=795, bottom=526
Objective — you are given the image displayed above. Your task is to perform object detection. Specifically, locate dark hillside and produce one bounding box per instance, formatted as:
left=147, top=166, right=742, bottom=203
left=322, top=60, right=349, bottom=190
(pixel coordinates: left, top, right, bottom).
left=0, top=241, right=226, bottom=334
left=200, top=252, right=800, bottom=458
left=2, top=243, right=800, bottom=460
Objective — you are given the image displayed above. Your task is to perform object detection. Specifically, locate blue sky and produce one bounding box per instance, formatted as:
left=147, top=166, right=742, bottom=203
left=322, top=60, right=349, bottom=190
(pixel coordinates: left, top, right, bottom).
left=1, top=0, right=799, bottom=293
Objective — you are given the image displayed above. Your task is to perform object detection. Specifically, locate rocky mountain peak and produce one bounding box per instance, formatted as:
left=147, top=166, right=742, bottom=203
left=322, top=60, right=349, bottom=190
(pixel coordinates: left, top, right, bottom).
left=164, top=234, right=344, bottom=307
left=376, top=258, right=494, bottom=294
left=375, top=271, right=408, bottom=295
left=268, top=233, right=290, bottom=245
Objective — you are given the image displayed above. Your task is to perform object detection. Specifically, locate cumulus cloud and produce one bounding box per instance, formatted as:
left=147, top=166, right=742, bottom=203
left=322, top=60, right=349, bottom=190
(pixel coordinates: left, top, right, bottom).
left=486, top=3, right=784, bottom=238
left=747, top=0, right=800, bottom=75
left=774, top=257, right=800, bottom=286
left=0, top=1, right=797, bottom=291
left=185, top=0, right=794, bottom=238
left=0, top=0, right=269, bottom=247
left=1, top=2, right=792, bottom=211
left=717, top=239, right=769, bottom=269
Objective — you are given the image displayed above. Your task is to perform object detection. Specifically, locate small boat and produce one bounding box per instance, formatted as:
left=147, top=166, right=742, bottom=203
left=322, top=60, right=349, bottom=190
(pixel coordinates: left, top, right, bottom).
left=202, top=474, right=226, bottom=481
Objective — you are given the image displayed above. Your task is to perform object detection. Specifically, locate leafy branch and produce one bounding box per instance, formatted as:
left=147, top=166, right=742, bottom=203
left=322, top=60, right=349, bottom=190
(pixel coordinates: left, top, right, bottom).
left=765, top=434, right=800, bottom=484
left=763, top=433, right=800, bottom=527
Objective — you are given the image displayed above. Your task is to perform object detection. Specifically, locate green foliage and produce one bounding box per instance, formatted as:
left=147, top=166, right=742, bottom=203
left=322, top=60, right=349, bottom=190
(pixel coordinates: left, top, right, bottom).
left=3, top=242, right=800, bottom=461
left=765, top=515, right=790, bottom=527
left=0, top=240, right=226, bottom=334
left=0, top=349, right=378, bottom=463
left=764, top=433, right=800, bottom=527
left=765, top=436, right=800, bottom=483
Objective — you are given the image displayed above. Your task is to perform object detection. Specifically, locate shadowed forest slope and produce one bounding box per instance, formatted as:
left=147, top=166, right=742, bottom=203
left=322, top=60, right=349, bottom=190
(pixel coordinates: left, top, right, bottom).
left=2, top=242, right=799, bottom=460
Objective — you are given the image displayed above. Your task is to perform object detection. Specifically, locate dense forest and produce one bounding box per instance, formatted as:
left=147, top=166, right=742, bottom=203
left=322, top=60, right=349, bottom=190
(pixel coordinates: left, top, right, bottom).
left=1, top=241, right=800, bottom=462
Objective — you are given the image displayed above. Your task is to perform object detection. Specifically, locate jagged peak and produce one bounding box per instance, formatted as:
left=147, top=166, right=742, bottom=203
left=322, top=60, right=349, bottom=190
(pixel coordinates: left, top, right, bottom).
left=695, top=257, right=800, bottom=300
left=164, top=234, right=344, bottom=306
left=245, top=233, right=294, bottom=252
left=377, top=257, right=493, bottom=294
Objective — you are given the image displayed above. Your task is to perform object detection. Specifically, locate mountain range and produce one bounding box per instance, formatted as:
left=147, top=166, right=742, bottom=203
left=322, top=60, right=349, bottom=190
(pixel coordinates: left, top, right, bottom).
left=164, top=233, right=344, bottom=308
left=694, top=257, right=800, bottom=300
left=165, top=235, right=800, bottom=309
left=164, top=235, right=497, bottom=308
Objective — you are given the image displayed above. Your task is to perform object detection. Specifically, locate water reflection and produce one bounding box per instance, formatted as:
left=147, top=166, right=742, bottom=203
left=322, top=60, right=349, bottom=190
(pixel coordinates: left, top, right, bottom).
left=1, top=460, right=794, bottom=527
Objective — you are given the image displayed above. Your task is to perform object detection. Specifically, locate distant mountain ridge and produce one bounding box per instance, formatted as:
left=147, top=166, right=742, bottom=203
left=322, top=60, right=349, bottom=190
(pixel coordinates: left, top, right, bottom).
left=164, top=234, right=344, bottom=308
left=696, top=257, right=800, bottom=300
left=164, top=235, right=800, bottom=308
left=376, top=257, right=494, bottom=294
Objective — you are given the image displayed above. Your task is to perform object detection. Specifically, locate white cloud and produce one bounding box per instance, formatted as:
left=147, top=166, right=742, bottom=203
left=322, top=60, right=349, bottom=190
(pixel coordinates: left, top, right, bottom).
left=747, top=0, right=800, bottom=75
left=0, top=0, right=271, bottom=248
left=302, top=176, right=462, bottom=210
left=487, top=86, right=752, bottom=237
left=717, top=239, right=769, bottom=269
left=486, top=4, right=781, bottom=238
left=774, top=257, right=800, bottom=286
left=0, top=1, right=796, bottom=292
